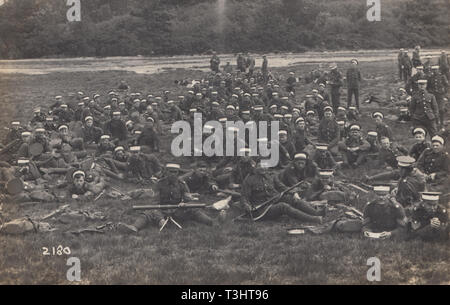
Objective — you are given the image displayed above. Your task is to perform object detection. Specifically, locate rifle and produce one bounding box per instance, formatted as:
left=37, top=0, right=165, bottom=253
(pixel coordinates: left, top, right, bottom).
left=216, top=188, right=241, bottom=198
left=234, top=180, right=306, bottom=222
left=0, top=139, right=20, bottom=155
left=133, top=203, right=206, bottom=210
left=133, top=203, right=207, bottom=231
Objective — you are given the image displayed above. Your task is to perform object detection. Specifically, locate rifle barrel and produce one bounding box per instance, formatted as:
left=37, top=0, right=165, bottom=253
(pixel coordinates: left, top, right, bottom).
left=133, top=203, right=206, bottom=210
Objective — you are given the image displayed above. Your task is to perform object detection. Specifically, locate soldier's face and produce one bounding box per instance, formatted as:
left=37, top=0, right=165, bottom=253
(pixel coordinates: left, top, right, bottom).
left=418, top=83, right=427, bottom=91
left=279, top=134, right=287, bottom=143
left=167, top=169, right=179, bottom=180
left=295, top=159, right=306, bottom=169
left=22, top=135, right=31, bottom=143
left=113, top=114, right=120, bottom=121
left=414, top=134, right=425, bottom=143
left=432, top=142, right=443, bottom=152
left=73, top=176, right=85, bottom=189
left=324, top=112, right=332, bottom=120
left=318, top=150, right=327, bottom=157
left=19, top=166, right=29, bottom=174
left=350, top=130, right=360, bottom=138
left=85, top=119, right=93, bottom=127
left=381, top=139, right=390, bottom=149
left=297, top=122, right=305, bottom=130
left=115, top=151, right=125, bottom=161
left=375, top=117, right=383, bottom=125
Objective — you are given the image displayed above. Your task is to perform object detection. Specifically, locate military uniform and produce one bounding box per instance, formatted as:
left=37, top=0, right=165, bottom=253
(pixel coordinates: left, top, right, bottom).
left=292, top=128, right=312, bottom=153
left=328, top=70, right=343, bottom=113
left=104, top=119, right=128, bottom=142
left=346, top=66, right=362, bottom=109
left=210, top=55, right=220, bottom=73
left=240, top=169, right=322, bottom=222
left=409, top=197, right=448, bottom=241
left=396, top=168, right=426, bottom=206
left=318, top=118, right=340, bottom=153
left=412, top=49, right=421, bottom=67
left=409, top=89, right=439, bottom=136
left=409, top=141, right=430, bottom=161
left=416, top=148, right=449, bottom=180
left=339, top=136, right=370, bottom=167
left=375, top=123, right=393, bottom=142
left=427, top=71, right=448, bottom=125
left=363, top=196, right=407, bottom=237
left=401, top=54, right=413, bottom=82
left=313, top=149, right=337, bottom=170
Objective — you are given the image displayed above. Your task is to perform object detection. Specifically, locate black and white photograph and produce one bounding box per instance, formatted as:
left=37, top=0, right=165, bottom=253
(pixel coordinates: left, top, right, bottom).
left=0, top=0, right=448, bottom=290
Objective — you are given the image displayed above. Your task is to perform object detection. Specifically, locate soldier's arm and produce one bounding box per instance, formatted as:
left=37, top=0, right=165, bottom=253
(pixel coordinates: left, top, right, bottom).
left=181, top=180, right=192, bottom=202
left=273, top=174, right=288, bottom=193
left=359, top=139, right=371, bottom=151
left=239, top=177, right=253, bottom=212
left=329, top=125, right=340, bottom=147
left=431, top=95, right=439, bottom=119
left=415, top=149, right=427, bottom=172
left=408, top=98, right=416, bottom=114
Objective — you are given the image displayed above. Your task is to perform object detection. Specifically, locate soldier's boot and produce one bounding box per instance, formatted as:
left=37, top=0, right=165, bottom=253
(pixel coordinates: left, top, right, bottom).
left=103, top=168, right=124, bottom=180
left=335, top=219, right=363, bottom=232
left=192, top=210, right=214, bottom=226
left=104, top=158, right=119, bottom=174
left=276, top=202, right=323, bottom=224
left=46, top=168, right=69, bottom=175
left=353, top=154, right=365, bottom=167
left=117, top=215, right=149, bottom=233
left=366, top=171, right=394, bottom=182
left=291, top=197, right=324, bottom=216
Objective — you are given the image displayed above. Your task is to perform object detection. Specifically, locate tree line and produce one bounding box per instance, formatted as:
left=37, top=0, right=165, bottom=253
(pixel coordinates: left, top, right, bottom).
left=0, top=0, right=448, bottom=59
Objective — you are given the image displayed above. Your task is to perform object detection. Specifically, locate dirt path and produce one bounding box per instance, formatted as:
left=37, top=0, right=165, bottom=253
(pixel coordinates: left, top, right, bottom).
left=0, top=49, right=447, bottom=75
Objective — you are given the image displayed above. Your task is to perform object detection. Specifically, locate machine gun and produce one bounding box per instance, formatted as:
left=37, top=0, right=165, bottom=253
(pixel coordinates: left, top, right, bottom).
left=133, top=203, right=207, bottom=231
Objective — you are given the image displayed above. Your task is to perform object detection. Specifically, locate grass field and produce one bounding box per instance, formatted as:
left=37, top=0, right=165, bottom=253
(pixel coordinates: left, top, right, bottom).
left=0, top=58, right=449, bottom=285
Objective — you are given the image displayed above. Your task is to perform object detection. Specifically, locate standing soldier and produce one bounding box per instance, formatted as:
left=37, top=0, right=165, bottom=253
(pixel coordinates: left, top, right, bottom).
left=210, top=51, right=220, bottom=73
left=401, top=50, right=413, bottom=83
left=398, top=49, right=405, bottom=81
left=412, top=45, right=421, bottom=68
left=427, top=66, right=448, bottom=128
left=262, top=55, right=269, bottom=83
left=328, top=64, right=343, bottom=114
left=438, top=50, right=449, bottom=80
left=406, top=65, right=426, bottom=95
left=247, top=54, right=256, bottom=77
left=237, top=53, right=246, bottom=73
left=346, top=59, right=362, bottom=110
left=409, top=79, right=439, bottom=137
